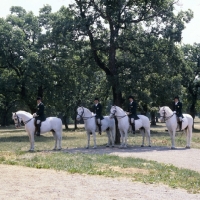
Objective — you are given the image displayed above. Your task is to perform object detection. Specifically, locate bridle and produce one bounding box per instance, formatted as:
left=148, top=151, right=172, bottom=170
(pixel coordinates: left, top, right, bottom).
left=110, top=106, right=127, bottom=119
left=13, top=113, right=21, bottom=128
left=13, top=113, right=33, bottom=127
left=160, top=107, right=174, bottom=122
left=77, top=107, right=95, bottom=120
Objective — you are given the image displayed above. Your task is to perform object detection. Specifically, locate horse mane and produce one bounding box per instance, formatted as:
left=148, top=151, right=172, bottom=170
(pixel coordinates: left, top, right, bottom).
left=114, top=106, right=127, bottom=114
left=16, top=110, right=33, bottom=117
left=161, top=106, right=172, bottom=113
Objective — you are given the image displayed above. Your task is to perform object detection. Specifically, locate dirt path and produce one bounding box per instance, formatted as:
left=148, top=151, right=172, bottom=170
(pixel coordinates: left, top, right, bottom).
left=66, top=146, right=200, bottom=172
left=0, top=164, right=200, bottom=200
left=1, top=146, right=200, bottom=200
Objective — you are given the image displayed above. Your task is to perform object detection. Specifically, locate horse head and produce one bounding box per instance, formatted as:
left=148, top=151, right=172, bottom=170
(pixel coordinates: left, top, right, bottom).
left=12, top=112, right=22, bottom=128
left=159, top=106, right=173, bottom=122
left=76, top=107, right=84, bottom=121
left=109, top=106, right=117, bottom=118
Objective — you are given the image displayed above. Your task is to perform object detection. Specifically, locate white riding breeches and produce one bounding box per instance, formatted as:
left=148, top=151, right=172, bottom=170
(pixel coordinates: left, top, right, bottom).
left=179, top=117, right=182, bottom=122
left=131, top=118, right=135, bottom=124
left=36, top=119, right=41, bottom=124
left=97, top=118, right=101, bottom=124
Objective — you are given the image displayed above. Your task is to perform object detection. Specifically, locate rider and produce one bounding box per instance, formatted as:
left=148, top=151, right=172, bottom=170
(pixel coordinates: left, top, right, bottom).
left=33, top=97, right=46, bottom=136
left=93, top=97, right=103, bottom=135
left=173, top=96, right=183, bottom=131
left=127, top=95, right=139, bottom=134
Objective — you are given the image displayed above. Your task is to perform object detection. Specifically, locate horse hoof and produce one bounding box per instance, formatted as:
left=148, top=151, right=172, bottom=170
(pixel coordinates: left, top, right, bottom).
left=124, top=145, right=127, bottom=149
left=86, top=147, right=89, bottom=149
left=148, top=145, right=151, bottom=147
left=93, top=146, right=97, bottom=149
left=106, top=145, right=109, bottom=148
left=185, top=146, right=191, bottom=149
left=29, top=149, right=34, bottom=152
left=141, top=145, right=144, bottom=147
left=171, top=147, right=176, bottom=149
left=57, top=148, right=62, bottom=151
left=112, top=145, right=114, bottom=148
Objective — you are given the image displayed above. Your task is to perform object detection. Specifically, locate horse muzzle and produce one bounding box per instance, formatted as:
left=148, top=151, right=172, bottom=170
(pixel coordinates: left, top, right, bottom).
left=159, top=117, right=164, bottom=123
left=76, top=116, right=81, bottom=121
left=15, top=124, right=21, bottom=128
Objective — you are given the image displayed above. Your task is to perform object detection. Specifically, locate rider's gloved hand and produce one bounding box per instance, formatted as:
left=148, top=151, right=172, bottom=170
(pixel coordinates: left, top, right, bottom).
left=173, top=111, right=176, bottom=114
left=33, top=113, right=38, bottom=117
left=126, top=112, right=130, bottom=115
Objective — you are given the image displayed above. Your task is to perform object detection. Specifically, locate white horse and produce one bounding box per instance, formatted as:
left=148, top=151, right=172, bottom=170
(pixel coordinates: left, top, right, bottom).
left=12, top=111, right=62, bottom=151
left=76, top=106, right=116, bottom=149
left=110, top=106, right=151, bottom=148
left=159, top=106, right=193, bottom=149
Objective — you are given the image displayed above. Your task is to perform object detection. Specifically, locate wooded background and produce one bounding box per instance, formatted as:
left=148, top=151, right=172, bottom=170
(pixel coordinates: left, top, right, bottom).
left=0, top=0, right=200, bottom=131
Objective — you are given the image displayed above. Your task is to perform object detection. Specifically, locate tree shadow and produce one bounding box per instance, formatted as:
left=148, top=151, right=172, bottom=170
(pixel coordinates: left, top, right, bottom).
left=61, top=145, right=188, bottom=155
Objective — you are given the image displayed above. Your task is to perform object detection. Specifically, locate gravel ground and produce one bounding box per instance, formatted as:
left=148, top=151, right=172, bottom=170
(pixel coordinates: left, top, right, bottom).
left=1, top=146, right=200, bottom=200
left=0, top=164, right=200, bottom=200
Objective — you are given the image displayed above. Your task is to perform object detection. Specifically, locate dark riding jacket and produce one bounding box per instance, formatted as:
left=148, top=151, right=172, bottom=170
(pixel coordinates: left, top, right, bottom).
left=93, top=103, right=103, bottom=120
left=36, top=102, right=46, bottom=121
left=172, top=101, right=183, bottom=117
left=127, top=101, right=139, bottom=120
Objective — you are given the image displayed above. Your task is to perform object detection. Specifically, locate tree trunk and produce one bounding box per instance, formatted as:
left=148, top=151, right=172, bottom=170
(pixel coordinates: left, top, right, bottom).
left=112, top=85, right=122, bottom=144
left=150, top=111, right=156, bottom=125
left=63, top=115, right=69, bottom=130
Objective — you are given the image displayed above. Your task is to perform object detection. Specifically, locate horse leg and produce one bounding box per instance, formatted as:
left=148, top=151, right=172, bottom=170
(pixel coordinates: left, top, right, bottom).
left=58, top=132, right=62, bottom=150
left=186, top=127, right=192, bottom=148
left=140, top=128, right=145, bottom=147
left=169, top=130, right=176, bottom=149
left=119, top=130, right=124, bottom=148
left=52, top=132, right=57, bottom=150
left=92, top=131, right=97, bottom=149
left=29, top=132, right=35, bottom=151
left=86, top=131, right=90, bottom=149
left=106, top=130, right=111, bottom=147
left=146, top=129, right=151, bottom=147
left=110, top=128, right=115, bottom=147
left=124, top=131, right=128, bottom=148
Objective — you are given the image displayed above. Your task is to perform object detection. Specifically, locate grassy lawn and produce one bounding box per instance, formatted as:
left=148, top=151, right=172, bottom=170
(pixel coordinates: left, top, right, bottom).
left=0, top=119, right=200, bottom=193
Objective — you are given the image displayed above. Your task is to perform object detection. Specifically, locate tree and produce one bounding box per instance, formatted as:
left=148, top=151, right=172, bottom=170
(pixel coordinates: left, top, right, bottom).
left=70, top=0, right=192, bottom=136
left=181, top=43, right=200, bottom=119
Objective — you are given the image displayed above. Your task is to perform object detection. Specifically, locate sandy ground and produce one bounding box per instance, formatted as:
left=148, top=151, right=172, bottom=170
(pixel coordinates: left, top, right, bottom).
left=1, top=146, right=200, bottom=200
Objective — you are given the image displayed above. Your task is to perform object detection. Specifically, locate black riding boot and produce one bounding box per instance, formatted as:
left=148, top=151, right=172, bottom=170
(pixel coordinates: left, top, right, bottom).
left=36, top=124, right=41, bottom=136
left=98, top=124, right=102, bottom=135
left=179, top=121, right=182, bottom=131
left=131, top=123, right=135, bottom=134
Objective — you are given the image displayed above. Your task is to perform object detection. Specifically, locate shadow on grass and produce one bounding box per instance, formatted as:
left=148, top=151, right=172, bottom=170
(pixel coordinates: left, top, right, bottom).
left=61, top=145, right=189, bottom=155
left=0, top=135, right=77, bottom=142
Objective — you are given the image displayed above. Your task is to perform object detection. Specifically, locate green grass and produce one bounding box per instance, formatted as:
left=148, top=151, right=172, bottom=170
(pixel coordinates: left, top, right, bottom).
left=0, top=121, right=200, bottom=193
